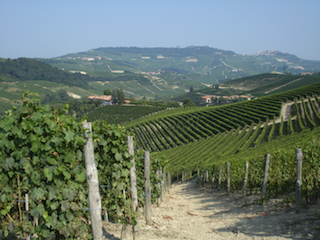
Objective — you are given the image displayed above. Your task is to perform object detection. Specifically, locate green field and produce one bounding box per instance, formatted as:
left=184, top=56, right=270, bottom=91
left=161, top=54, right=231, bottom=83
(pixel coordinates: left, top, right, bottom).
left=86, top=105, right=168, bottom=124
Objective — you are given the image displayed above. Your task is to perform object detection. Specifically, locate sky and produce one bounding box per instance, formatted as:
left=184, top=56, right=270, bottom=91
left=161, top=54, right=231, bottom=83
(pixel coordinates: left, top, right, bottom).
left=1, top=0, right=320, bottom=60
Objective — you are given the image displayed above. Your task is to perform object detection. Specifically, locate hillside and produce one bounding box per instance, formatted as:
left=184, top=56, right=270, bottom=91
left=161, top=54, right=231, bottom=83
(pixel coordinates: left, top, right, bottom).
left=0, top=58, right=89, bottom=88
left=43, top=46, right=320, bottom=100
left=170, top=73, right=320, bottom=104
left=0, top=57, right=204, bottom=102
left=123, top=81, right=320, bottom=155
left=55, top=47, right=320, bottom=82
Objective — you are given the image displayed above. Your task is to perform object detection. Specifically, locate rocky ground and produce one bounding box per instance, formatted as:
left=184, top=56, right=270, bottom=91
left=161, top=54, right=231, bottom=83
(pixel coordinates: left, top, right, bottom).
left=102, top=178, right=320, bottom=240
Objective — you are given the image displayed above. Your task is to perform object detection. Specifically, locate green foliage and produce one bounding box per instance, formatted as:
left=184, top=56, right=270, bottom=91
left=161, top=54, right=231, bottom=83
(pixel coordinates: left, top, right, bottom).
left=65, top=98, right=105, bottom=119
left=289, top=114, right=294, bottom=134
left=42, top=90, right=72, bottom=105
left=103, top=89, right=112, bottom=95
left=301, top=97, right=316, bottom=129
left=279, top=116, right=284, bottom=136
left=267, top=116, right=276, bottom=142
left=116, top=88, right=125, bottom=105
left=182, top=98, right=194, bottom=107
left=253, top=118, right=269, bottom=146
left=0, top=91, right=169, bottom=238
left=91, top=121, right=135, bottom=222
left=0, top=91, right=90, bottom=239
left=295, top=98, right=305, bottom=131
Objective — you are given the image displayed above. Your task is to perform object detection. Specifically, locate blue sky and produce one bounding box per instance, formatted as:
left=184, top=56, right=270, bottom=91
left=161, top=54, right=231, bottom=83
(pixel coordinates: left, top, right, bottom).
left=1, top=0, right=320, bottom=60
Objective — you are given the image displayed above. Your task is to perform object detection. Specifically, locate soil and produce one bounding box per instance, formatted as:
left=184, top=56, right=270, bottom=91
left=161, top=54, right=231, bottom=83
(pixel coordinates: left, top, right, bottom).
left=102, top=178, right=320, bottom=240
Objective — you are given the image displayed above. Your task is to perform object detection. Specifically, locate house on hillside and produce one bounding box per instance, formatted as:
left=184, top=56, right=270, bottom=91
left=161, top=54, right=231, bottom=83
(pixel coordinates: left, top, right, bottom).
left=88, top=95, right=112, bottom=105
left=222, top=96, right=233, bottom=100
left=201, top=95, right=213, bottom=103
left=230, top=95, right=240, bottom=100
left=240, top=95, right=251, bottom=100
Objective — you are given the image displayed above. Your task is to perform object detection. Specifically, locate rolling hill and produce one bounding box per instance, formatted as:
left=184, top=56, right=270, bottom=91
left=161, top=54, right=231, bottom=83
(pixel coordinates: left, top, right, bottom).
left=121, top=81, right=320, bottom=174
left=39, top=46, right=320, bottom=100
left=53, top=47, right=320, bottom=82
left=170, top=73, right=320, bottom=104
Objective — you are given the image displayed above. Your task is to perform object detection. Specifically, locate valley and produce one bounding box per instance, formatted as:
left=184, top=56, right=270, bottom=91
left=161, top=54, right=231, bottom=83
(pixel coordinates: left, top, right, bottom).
left=1, top=47, right=320, bottom=240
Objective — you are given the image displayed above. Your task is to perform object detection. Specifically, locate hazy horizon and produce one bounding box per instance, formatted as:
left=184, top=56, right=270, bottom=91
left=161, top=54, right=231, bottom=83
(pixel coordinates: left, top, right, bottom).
left=1, top=0, right=319, bottom=60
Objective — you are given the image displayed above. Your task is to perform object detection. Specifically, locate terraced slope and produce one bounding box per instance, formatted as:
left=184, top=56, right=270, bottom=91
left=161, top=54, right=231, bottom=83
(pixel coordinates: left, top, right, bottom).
left=125, top=82, right=320, bottom=154
left=150, top=92, right=320, bottom=176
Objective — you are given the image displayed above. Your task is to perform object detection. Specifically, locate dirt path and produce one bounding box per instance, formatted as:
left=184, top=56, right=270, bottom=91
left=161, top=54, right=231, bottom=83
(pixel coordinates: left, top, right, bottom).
left=103, top=178, right=320, bottom=240
left=264, top=77, right=304, bottom=94
left=257, top=95, right=319, bottom=129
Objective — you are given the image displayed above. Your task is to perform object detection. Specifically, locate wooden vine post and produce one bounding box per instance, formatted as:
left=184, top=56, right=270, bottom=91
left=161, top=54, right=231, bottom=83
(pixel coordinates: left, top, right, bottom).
left=201, top=172, right=204, bottom=186
left=127, top=135, right=139, bottom=239
left=156, top=168, right=161, bottom=207
left=197, top=166, right=199, bottom=177
left=25, top=194, right=30, bottom=240
left=163, top=170, right=166, bottom=196
left=82, top=122, right=103, bottom=240
left=296, top=148, right=303, bottom=212
left=211, top=173, right=215, bottom=190
left=243, top=161, right=249, bottom=196
left=227, top=163, right=230, bottom=193
left=144, top=151, right=152, bottom=225
left=218, top=165, right=222, bottom=190
left=160, top=167, right=163, bottom=202
left=167, top=172, right=170, bottom=192
left=206, top=169, right=208, bottom=188
left=182, top=169, right=184, bottom=181
left=261, top=153, right=270, bottom=198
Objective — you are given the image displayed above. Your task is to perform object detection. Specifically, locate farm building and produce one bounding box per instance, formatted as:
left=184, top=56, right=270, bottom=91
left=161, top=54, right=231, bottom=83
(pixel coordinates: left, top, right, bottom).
left=88, top=95, right=112, bottom=105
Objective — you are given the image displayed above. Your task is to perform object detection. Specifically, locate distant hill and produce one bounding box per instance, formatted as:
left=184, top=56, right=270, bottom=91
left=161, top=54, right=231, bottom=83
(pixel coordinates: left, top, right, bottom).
left=170, top=73, right=320, bottom=104
left=56, top=46, right=320, bottom=81
left=37, top=46, right=320, bottom=100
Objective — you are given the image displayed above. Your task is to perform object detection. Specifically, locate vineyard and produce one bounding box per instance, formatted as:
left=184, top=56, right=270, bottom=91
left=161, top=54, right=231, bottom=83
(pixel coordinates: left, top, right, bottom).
left=0, top=92, right=169, bottom=239
left=125, top=81, right=320, bottom=210
left=126, top=81, right=320, bottom=152
left=1, top=79, right=320, bottom=239
left=86, top=105, right=167, bottom=124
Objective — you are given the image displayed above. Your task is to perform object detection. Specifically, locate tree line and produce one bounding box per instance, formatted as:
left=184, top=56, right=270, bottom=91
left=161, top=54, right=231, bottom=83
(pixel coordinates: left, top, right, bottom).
left=0, top=58, right=151, bottom=88
left=103, top=88, right=125, bottom=105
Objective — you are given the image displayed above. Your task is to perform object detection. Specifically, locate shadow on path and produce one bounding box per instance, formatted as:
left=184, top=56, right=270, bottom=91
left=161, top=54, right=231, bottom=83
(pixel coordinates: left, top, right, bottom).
left=171, top=177, right=320, bottom=239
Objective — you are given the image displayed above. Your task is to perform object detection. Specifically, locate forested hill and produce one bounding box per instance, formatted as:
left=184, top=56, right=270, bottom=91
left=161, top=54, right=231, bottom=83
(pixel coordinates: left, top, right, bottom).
left=0, top=58, right=89, bottom=88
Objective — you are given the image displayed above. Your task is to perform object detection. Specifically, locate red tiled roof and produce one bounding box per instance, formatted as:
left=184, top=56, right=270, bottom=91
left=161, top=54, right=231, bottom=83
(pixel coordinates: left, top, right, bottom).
left=201, top=95, right=213, bottom=99
left=88, top=95, right=112, bottom=101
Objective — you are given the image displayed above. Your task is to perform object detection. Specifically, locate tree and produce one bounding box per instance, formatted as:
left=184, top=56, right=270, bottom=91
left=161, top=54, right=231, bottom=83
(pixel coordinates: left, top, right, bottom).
left=117, top=87, right=125, bottom=105
left=182, top=98, right=194, bottom=107
left=189, top=85, right=194, bottom=94
left=57, top=89, right=71, bottom=101
left=103, top=89, right=112, bottom=95
left=282, top=65, right=288, bottom=74
left=112, top=89, right=117, bottom=105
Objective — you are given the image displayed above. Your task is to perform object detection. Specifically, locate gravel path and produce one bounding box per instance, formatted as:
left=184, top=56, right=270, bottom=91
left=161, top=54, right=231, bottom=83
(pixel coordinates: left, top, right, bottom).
left=102, top=178, right=320, bottom=240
